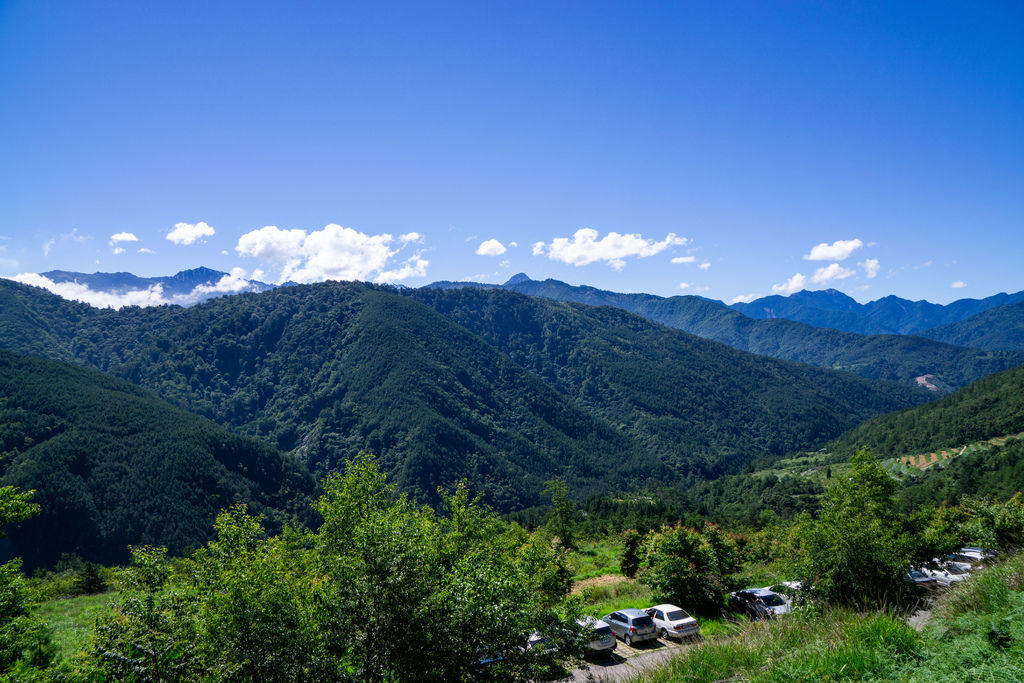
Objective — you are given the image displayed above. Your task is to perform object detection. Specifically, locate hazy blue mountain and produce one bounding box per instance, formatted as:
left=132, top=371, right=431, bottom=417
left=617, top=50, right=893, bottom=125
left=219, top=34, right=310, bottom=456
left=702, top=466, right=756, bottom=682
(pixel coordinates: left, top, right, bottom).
left=731, top=290, right=892, bottom=335
left=432, top=275, right=1024, bottom=391
left=38, top=266, right=274, bottom=301
left=919, top=300, right=1024, bottom=351
left=733, top=288, right=1024, bottom=335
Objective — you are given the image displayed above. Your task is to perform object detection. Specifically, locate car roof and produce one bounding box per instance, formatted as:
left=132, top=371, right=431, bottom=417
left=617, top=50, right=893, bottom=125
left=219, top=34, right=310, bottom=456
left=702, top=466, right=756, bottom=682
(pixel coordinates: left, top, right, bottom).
left=620, top=608, right=649, bottom=617
left=578, top=616, right=609, bottom=628
left=649, top=603, right=682, bottom=612
left=746, top=588, right=777, bottom=597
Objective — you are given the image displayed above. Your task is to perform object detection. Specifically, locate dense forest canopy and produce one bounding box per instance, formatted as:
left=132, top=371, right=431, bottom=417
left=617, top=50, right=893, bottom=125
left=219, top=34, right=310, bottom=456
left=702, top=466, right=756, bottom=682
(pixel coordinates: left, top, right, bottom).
left=0, top=278, right=931, bottom=515
left=0, top=350, right=314, bottom=568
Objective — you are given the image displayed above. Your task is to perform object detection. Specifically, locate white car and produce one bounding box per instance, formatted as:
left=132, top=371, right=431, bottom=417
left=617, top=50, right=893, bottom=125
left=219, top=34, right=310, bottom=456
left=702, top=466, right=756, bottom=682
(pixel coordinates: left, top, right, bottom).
left=923, top=564, right=969, bottom=586
left=578, top=616, right=617, bottom=657
left=644, top=603, right=700, bottom=640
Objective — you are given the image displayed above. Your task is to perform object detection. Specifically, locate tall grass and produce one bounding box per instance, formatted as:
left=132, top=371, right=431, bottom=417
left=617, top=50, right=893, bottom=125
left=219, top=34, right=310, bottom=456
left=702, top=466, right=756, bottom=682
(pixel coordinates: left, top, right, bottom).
left=634, top=607, right=918, bottom=681
left=635, top=552, right=1024, bottom=682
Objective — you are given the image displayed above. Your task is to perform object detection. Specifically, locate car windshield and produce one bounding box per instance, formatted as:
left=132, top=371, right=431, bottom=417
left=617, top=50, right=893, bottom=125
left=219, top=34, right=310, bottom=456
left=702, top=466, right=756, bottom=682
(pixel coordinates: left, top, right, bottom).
left=632, top=616, right=654, bottom=627
left=594, top=626, right=612, bottom=636
left=943, top=565, right=967, bottom=575
left=666, top=609, right=689, bottom=621
left=760, top=593, right=785, bottom=606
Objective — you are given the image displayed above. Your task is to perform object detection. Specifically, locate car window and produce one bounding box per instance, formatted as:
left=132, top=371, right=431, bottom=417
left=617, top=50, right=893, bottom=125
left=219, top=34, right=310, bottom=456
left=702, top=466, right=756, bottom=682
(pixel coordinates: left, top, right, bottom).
left=633, top=616, right=654, bottom=627
left=665, top=609, right=689, bottom=620
left=610, top=613, right=623, bottom=622
left=760, top=593, right=785, bottom=607
left=595, top=626, right=612, bottom=636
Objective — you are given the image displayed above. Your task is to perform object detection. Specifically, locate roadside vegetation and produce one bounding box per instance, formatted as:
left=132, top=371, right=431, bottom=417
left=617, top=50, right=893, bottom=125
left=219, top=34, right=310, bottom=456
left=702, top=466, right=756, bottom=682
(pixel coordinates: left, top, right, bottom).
left=4, top=445, right=1024, bottom=680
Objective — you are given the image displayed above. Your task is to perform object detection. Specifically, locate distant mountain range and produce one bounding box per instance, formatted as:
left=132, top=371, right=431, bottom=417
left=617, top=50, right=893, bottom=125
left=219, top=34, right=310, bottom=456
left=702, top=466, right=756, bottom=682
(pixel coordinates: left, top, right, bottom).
left=729, top=287, right=1024, bottom=336
left=428, top=274, right=1024, bottom=391
left=32, top=266, right=273, bottom=305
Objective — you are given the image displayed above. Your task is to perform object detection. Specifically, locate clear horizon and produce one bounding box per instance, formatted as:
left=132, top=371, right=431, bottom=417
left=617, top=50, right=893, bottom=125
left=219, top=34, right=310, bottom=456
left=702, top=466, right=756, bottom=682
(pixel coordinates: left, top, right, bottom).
left=2, top=2, right=1021, bottom=305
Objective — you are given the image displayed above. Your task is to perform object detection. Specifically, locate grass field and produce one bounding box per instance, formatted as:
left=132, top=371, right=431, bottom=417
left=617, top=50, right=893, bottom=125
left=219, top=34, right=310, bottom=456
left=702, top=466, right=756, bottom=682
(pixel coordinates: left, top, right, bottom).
left=33, top=591, right=116, bottom=660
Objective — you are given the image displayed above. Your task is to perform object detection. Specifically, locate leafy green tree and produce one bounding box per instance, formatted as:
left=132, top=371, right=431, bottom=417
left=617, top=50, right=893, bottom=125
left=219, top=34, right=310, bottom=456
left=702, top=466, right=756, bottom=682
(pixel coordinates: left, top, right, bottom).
left=794, top=448, right=920, bottom=608
left=90, top=545, right=202, bottom=681
left=0, top=485, right=53, bottom=677
left=641, top=522, right=739, bottom=615
left=542, top=478, right=577, bottom=550
left=620, top=529, right=643, bottom=578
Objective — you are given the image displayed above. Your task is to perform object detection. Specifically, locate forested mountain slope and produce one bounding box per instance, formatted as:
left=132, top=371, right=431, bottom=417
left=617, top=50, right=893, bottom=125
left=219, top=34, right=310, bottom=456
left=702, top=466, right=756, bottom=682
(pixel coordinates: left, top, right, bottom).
left=920, top=301, right=1024, bottom=351
left=490, top=277, right=1024, bottom=390
left=831, top=363, right=1024, bottom=458
left=0, top=350, right=314, bottom=568
left=1, top=279, right=926, bottom=511
left=407, top=286, right=927, bottom=464
left=0, top=280, right=661, bottom=510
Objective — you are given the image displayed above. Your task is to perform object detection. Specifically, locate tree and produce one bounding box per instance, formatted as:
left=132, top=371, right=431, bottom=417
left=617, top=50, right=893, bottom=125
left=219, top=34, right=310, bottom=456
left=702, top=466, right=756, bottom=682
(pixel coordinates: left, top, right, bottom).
left=641, top=522, right=738, bottom=615
left=542, top=478, right=577, bottom=550
left=0, top=485, right=52, bottom=676
left=793, top=448, right=920, bottom=608
left=620, top=529, right=643, bottom=578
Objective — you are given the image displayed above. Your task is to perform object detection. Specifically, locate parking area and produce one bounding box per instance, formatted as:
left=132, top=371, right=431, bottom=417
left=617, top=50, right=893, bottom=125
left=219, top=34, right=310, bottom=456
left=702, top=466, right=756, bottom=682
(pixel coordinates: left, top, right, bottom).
left=571, top=636, right=695, bottom=682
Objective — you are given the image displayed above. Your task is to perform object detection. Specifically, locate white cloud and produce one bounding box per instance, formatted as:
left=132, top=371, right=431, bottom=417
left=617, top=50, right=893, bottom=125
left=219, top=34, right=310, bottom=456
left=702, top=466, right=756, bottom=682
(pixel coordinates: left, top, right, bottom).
left=109, top=232, right=138, bottom=244
left=731, top=293, right=761, bottom=304
left=112, top=247, right=126, bottom=255
left=167, top=221, right=215, bottom=245
left=678, top=282, right=691, bottom=290
left=772, top=272, right=808, bottom=295
left=859, top=258, right=880, bottom=279
left=508, top=241, right=518, bottom=248
left=671, top=256, right=696, bottom=264
left=698, top=262, right=711, bottom=271
left=499, top=259, right=510, bottom=269
left=138, top=247, right=155, bottom=254
left=236, top=223, right=427, bottom=284
left=804, top=238, right=863, bottom=261
left=951, top=280, right=967, bottom=289
left=252, top=268, right=265, bottom=281
left=10, top=273, right=172, bottom=309
left=914, top=260, right=933, bottom=270
left=7, top=269, right=259, bottom=310
left=400, top=232, right=422, bottom=243
left=533, top=228, right=689, bottom=270
left=812, top=263, right=855, bottom=284
left=476, top=238, right=507, bottom=256
left=375, top=255, right=429, bottom=283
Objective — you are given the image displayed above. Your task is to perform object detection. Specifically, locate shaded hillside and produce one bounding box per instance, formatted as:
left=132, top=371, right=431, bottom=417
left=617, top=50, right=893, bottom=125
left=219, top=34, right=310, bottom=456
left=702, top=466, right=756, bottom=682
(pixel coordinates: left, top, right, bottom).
left=0, top=350, right=314, bottom=568
left=406, top=286, right=928, bottom=468
left=492, top=277, right=1023, bottom=390
left=920, top=300, right=1024, bottom=351
left=831, top=363, right=1024, bottom=458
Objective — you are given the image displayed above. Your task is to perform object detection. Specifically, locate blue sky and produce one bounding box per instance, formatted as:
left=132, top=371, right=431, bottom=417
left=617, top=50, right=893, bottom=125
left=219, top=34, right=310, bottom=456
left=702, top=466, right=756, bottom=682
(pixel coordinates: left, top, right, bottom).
left=1, top=1, right=1021, bottom=306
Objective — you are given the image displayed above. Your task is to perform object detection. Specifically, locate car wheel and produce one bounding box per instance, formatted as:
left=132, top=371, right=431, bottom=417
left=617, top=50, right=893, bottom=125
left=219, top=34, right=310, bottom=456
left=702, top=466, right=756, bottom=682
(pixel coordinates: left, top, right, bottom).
left=624, top=635, right=632, bottom=646
left=660, top=628, right=668, bottom=639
